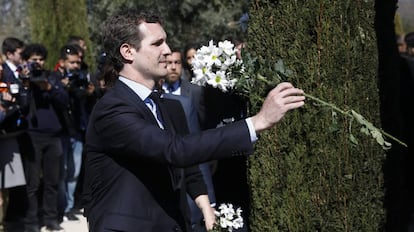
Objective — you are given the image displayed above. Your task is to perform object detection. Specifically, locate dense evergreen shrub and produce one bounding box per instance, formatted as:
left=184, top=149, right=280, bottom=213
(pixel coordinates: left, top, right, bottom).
left=247, top=1, right=385, bottom=231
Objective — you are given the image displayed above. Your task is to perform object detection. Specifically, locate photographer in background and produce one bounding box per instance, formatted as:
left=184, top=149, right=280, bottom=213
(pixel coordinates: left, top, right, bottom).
left=21, top=43, right=68, bottom=232
left=1, top=38, right=33, bottom=232
left=53, top=45, right=95, bottom=222
left=0, top=53, right=29, bottom=232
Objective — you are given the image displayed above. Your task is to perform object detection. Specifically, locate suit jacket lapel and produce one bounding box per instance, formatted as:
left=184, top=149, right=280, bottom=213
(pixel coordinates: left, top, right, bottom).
left=114, top=80, right=159, bottom=126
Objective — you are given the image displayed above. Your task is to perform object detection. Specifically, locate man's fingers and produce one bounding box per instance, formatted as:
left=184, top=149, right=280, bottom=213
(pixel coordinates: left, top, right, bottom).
left=285, top=95, right=306, bottom=104
left=274, top=82, right=294, bottom=92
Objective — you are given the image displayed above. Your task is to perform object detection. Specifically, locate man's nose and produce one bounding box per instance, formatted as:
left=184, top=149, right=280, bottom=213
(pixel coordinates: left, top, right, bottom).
left=163, top=43, right=171, bottom=55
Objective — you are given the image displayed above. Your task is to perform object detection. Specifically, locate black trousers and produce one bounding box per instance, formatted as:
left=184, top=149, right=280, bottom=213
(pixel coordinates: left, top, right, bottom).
left=24, top=133, right=62, bottom=226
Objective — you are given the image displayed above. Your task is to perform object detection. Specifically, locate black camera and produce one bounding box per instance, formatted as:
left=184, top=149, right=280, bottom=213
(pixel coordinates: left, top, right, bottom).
left=18, top=62, right=47, bottom=82
left=65, top=70, right=89, bottom=88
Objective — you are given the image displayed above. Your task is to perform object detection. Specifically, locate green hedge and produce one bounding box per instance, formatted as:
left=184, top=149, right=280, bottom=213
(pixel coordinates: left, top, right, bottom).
left=247, top=1, right=385, bottom=231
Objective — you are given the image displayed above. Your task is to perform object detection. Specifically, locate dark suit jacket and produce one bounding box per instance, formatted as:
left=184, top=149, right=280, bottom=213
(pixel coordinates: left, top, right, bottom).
left=180, top=79, right=206, bottom=129
left=2, top=63, right=17, bottom=83
left=163, top=93, right=199, bottom=133
left=83, top=80, right=253, bottom=232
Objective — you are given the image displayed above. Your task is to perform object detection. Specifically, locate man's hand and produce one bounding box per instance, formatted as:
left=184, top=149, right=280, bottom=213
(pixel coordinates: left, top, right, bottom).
left=1, top=92, right=14, bottom=102
left=194, top=195, right=216, bottom=230
left=61, top=77, right=70, bottom=86
left=87, top=82, right=96, bottom=95
left=251, top=82, right=305, bottom=133
left=202, top=204, right=216, bottom=230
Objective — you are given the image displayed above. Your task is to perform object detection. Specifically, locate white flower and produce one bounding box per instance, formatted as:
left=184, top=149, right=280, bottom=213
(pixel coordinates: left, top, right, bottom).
left=218, top=40, right=236, bottom=56
left=212, top=203, right=244, bottom=232
left=206, top=71, right=233, bottom=92
left=191, top=40, right=247, bottom=92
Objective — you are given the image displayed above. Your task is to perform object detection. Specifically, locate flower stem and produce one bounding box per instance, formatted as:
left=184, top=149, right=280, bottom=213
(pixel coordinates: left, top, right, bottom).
left=256, top=73, right=407, bottom=148
left=303, top=93, right=407, bottom=147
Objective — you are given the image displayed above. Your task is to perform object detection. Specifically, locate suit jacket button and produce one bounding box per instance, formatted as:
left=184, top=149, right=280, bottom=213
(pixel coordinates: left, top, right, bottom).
left=172, top=226, right=180, bottom=231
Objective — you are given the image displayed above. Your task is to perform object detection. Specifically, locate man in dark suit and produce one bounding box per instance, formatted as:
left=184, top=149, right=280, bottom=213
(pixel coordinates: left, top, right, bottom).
left=1, top=37, right=30, bottom=232
left=1, top=37, right=25, bottom=83
left=162, top=48, right=205, bottom=128
left=82, top=9, right=305, bottom=232
left=163, top=49, right=215, bottom=231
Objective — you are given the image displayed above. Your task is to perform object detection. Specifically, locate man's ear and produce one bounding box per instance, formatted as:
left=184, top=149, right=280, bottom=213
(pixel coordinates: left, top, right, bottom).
left=119, top=43, right=134, bottom=63
left=6, top=51, right=13, bottom=59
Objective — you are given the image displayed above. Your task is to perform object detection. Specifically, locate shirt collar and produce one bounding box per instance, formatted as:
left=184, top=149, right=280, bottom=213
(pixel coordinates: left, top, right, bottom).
left=162, top=79, right=181, bottom=93
left=119, top=76, right=152, bottom=101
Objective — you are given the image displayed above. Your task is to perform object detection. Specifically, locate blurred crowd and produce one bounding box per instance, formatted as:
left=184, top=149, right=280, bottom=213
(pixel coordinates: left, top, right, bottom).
left=0, top=36, right=105, bottom=232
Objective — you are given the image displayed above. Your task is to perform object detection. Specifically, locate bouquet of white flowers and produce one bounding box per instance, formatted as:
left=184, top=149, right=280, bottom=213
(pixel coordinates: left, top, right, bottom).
left=209, top=203, right=244, bottom=232
left=191, top=40, right=251, bottom=93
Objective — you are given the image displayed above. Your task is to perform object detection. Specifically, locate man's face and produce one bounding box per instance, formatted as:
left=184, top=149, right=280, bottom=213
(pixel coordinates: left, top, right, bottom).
left=7, top=48, right=23, bottom=65
left=28, top=54, right=45, bottom=68
left=61, top=54, right=81, bottom=71
left=166, top=52, right=182, bottom=83
left=235, top=42, right=245, bottom=60
left=132, top=22, right=171, bottom=81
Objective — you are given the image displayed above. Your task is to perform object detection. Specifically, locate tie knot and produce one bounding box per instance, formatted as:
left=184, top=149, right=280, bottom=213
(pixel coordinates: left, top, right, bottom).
left=149, top=91, right=161, bottom=104
left=167, top=84, right=175, bottom=92
left=165, top=81, right=179, bottom=93
left=144, top=97, right=153, bottom=107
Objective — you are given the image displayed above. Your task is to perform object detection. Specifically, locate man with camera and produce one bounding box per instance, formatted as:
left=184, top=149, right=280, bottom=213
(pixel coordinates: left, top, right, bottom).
left=51, top=44, right=96, bottom=223
left=19, top=43, right=68, bottom=232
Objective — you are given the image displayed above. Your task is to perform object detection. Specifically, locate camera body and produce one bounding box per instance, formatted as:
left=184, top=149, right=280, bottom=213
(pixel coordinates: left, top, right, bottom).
left=65, top=70, right=89, bottom=89
left=18, top=62, right=48, bottom=83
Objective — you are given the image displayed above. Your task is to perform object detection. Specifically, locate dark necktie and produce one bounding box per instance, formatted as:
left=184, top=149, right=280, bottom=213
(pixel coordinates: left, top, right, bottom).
left=167, top=84, right=175, bottom=93
left=146, top=92, right=164, bottom=126
left=166, top=81, right=180, bottom=93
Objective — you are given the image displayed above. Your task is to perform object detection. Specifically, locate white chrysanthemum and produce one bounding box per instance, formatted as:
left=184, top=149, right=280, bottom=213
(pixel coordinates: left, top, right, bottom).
left=191, top=40, right=247, bottom=92
left=222, top=55, right=237, bottom=70
left=218, top=40, right=236, bottom=56
left=214, top=203, right=244, bottom=232
left=206, top=71, right=229, bottom=92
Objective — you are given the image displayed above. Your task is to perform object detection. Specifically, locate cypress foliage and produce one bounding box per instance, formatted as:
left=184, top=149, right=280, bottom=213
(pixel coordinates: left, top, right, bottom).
left=28, top=0, right=92, bottom=70
left=247, top=1, right=385, bottom=231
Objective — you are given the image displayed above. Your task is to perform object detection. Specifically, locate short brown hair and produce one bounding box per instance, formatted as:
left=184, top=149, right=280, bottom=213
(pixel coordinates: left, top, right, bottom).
left=102, top=9, right=162, bottom=72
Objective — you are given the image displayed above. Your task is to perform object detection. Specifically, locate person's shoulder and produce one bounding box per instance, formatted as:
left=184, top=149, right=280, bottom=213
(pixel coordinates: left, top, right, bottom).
left=2, top=62, right=12, bottom=71
left=2, top=64, right=14, bottom=81
left=162, top=95, right=184, bottom=105
left=163, top=93, right=191, bottom=106
left=181, top=79, right=202, bottom=91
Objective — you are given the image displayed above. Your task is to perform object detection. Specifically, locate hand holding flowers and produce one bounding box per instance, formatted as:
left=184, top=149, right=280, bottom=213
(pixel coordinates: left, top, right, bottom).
left=191, top=40, right=407, bottom=149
